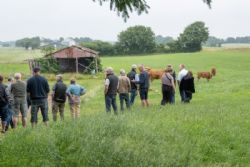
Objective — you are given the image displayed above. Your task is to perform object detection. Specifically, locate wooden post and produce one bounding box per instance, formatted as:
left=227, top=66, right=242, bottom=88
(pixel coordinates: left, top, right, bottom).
left=76, top=57, right=79, bottom=74
left=95, top=57, right=98, bottom=74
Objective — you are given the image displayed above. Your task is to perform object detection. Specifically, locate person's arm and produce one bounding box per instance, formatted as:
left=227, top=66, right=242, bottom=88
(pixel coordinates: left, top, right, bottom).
left=26, top=80, right=31, bottom=96
left=51, top=84, right=56, bottom=99
left=127, top=78, right=131, bottom=91
left=134, top=73, right=145, bottom=85
left=45, top=80, right=50, bottom=94
left=171, top=78, right=176, bottom=92
left=104, top=79, right=110, bottom=95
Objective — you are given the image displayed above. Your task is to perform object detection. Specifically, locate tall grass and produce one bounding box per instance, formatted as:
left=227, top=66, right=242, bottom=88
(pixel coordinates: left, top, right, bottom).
left=0, top=48, right=249, bottom=166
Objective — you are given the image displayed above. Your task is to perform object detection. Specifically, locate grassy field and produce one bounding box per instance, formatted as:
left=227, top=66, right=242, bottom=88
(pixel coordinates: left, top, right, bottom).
left=0, top=48, right=249, bottom=166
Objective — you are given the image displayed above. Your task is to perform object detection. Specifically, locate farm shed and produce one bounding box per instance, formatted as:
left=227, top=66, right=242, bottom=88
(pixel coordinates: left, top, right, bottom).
left=28, top=46, right=100, bottom=73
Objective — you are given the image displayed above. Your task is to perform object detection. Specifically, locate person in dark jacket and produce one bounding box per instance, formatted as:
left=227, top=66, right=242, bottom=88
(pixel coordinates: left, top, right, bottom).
left=27, top=67, right=50, bottom=127
left=179, top=71, right=195, bottom=103
left=104, top=67, right=118, bottom=114
left=133, top=65, right=150, bottom=107
left=0, top=75, right=13, bottom=133
left=52, top=75, right=67, bottom=121
left=127, top=64, right=138, bottom=105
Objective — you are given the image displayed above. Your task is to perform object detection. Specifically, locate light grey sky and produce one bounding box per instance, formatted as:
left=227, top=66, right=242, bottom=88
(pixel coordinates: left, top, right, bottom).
left=0, top=0, right=250, bottom=41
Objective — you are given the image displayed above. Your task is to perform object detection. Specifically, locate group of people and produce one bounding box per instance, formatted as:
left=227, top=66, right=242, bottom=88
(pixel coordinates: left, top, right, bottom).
left=0, top=64, right=195, bottom=132
left=104, top=64, right=195, bottom=113
left=0, top=67, right=86, bottom=133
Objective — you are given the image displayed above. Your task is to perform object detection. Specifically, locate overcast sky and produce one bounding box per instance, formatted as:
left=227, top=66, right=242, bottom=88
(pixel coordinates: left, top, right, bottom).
left=0, top=0, right=250, bottom=41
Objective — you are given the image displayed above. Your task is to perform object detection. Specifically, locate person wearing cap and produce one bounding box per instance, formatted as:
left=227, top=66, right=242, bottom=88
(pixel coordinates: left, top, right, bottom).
left=11, top=73, right=28, bottom=128
left=66, top=78, right=86, bottom=119
left=118, top=69, right=131, bottom=111
left=127, top=64, right=138, bottom=105
left=132, top=64, right=150, bottom=107
left=161, top=66, right=176, bottom=105
left=52, top=75, right=67, bottom=121
left=27, top=67, right=50, bottom=127
left=104, top=67, right=118, bottom=114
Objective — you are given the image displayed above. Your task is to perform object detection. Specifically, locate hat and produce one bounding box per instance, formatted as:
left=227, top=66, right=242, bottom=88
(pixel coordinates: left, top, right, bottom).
left=131, top=64, right=137, bottom=69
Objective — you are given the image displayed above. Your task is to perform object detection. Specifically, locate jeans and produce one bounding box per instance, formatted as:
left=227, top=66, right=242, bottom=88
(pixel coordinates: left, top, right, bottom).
left=180, top=90, right=192, bottom=103
left=0, top=105, right=12, bottom=125
left=119, top=93, right=130, bottom=111
left=161, top=85, right=174, bottom=105
left=105, top=94, right=118, bottom=114
left=31, top=99, right=49, bottom=123
left=130, top=89, right=137, bottom=105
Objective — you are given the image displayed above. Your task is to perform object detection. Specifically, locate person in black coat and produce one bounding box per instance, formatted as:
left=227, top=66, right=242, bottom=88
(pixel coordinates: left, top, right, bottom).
left=179, top=71, right=195, bottom=103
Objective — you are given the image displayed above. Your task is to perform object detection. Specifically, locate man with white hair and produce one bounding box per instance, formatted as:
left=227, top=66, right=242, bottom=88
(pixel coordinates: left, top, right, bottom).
left=118, top=69, right=131, bottom=111
left=104, top=67, right=118, bottom=114
left=11, top=73, right=28, bottom=128
left=177, top=64, right=188, bottom=102
left=127, top=64, right=138, bottom=105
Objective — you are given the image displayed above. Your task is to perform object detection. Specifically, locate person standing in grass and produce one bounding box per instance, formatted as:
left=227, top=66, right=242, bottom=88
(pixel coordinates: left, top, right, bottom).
left=127, top=64, right=138, bottom=105
left=132, top=64, right=150, bottom=107
left=180, top=71, right=195, bottom=103
left=52, top=75, right=67, bottom=121
left=104, top=67, right=119, bottom=114
left=66, top=79, right=86, bottom=119
left=167, top=65, right=177, bottom=103
left=11, top=73, right=28, bottom=128
left=161, top=66, right=176, bottom=105
left=177, top=64, right=188, bottom=102
left=0, top=75, right=11, bottom=133
left=118, top=69, right=131, bottom=111
left=27, top=67, right=50, bottom=127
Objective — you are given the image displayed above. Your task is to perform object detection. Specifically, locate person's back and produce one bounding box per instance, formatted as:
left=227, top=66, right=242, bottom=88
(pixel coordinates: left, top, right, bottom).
left=53, top=81, right=67, bottom=103
left=127, top=69, right=137, bottom=90
left=139, top=71, right=149, bottom=90
left=107, top=74, right=119, bottom=96
left=11, top=80, right=26, bottom=98
left=118, top=76, right=130, bottom=94
left=27, top=75, right=49, bottom=100
left=0, top=83, right=8, bottom=108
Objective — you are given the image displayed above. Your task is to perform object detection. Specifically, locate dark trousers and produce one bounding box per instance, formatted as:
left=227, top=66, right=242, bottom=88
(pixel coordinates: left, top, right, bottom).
left=130, top=89, right=137, bottom=105
left=119, top=93, right=130, bottom=111
left=105, top=94, right=118, bottom=114
left=31, top=99, right=49, bottom=123
left=180, top=90, right=192, bottom=103
left=161, top=85, right=174, bottom=105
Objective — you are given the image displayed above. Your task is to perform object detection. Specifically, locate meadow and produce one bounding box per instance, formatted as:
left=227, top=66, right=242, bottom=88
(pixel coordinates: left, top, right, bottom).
left=0, top=47, right=249, bottom=166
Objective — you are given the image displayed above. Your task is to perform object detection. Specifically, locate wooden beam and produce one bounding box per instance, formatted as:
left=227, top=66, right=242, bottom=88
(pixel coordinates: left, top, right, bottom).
left=95, top=57, right=98, bottom=74
left=76, top=57, right=79, bottom=74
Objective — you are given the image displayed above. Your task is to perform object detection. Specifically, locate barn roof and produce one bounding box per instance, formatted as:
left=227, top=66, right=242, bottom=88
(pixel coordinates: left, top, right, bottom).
left=45, top=45, right=99, bottom=59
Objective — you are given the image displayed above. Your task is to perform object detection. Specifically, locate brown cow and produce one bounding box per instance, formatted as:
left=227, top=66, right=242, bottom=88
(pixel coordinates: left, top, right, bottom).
left=145, top=67, right=165, bottom=82
left=197, top=67, right=217, bottom=81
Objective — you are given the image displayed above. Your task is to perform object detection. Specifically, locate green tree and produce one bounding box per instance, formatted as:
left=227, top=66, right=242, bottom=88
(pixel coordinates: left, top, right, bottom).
left=116, top=25, right=156, bottom=54
left=41, top=45, right=55, bottom=55
left=81, top=40, right=115, bottom=56
left=15, top=37, right=41, bottom=50
left=95, top=0, right=212, bottom=20
left=168, top=21, right=209, bottom=52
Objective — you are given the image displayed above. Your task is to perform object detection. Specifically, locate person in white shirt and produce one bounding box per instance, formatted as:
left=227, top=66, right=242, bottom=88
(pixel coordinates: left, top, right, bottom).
left=177, top=64, right=188, bottom=102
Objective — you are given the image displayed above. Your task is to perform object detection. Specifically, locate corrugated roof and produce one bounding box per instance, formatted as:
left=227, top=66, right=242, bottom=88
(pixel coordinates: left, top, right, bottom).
left=45, top=45, right=99, bottom=58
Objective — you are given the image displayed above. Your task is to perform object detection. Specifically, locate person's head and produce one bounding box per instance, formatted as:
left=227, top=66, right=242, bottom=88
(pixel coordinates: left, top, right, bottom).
left=188, top=71, right=193, bottom=77
left=70, top=78, right=76, bottom=85
left=14, top=73, right=22, bottom=81
left=106, top=67, right=114, bottom=75
left=0, top=75, right=3, bottom=83
left=120, top=69, right=126, bottom=76
left=8, top=77, right=14, bottom=83
left=56, top=74, right=63, bottom=82
left=179, top=64, right=185, bottom=71
left=33, top=67, right=41, bottom=75
left=138, top=64, right=144, bottom=72
left=165, top=66, right=173, bottom=73
left=131, top=64, right=137, bottom=70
